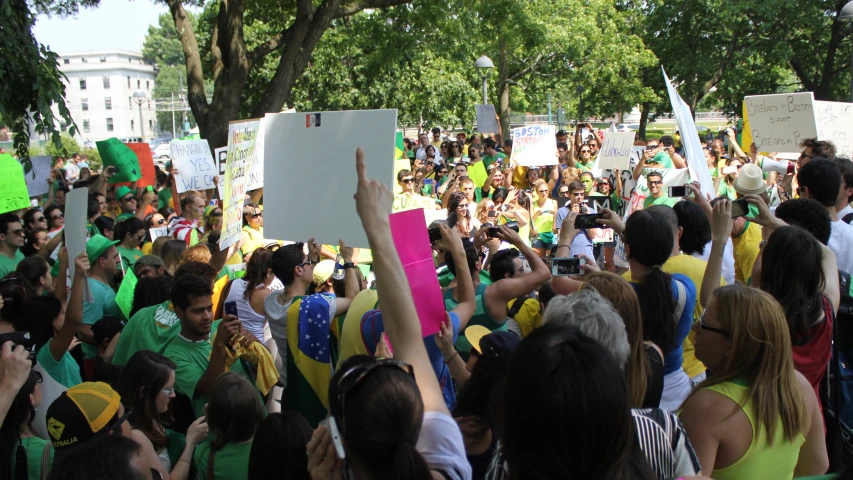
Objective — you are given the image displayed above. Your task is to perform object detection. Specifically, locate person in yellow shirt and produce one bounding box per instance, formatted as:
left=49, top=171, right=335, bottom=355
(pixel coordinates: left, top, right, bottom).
left=240, top=203, right=266, bottom=261
left=729, top=164, right=766, bottom=283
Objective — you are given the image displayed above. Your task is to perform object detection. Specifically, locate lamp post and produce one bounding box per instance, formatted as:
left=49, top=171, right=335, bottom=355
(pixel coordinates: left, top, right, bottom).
left=475, top=55, right=494, bottom=104
left=841, top=1, right=853, bottom=103
left=132, top=90, right=147, bottom=141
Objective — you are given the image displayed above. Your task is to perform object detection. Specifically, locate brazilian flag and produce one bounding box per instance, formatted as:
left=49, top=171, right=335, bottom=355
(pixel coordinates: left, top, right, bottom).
left=395, top=131, right=405, bottom=160
left=285, top=294, right=335, bottom=426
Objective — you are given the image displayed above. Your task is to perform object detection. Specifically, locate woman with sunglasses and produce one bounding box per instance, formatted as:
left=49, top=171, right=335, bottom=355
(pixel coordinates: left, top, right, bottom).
left=115, top=217, right=146, bottom=270
left=717, top=158, right=742, bottom=201
left=22, top=208, right=47, bottom=235
left=241, top=203, right=266, bottom=261
left=447, top=191, right=480, bottom=239
left=596, top=169, right=623, bottom=210
left=43, top=205, right=64, bottom=237
left=448, top=141, right=466, bottom=165
left=530, top=180, right=558, bottom=258
left=142, top=212, right=169, bottom=255
left=0, top=370, right=51, bottom=480
left=118, top=351, right=209, bottom=480
left=439, top=141, right=452, bottom=164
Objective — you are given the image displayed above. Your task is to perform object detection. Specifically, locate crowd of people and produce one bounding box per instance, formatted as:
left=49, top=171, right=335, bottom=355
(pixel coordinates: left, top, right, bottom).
left=0, top=120, right=851, bottom=480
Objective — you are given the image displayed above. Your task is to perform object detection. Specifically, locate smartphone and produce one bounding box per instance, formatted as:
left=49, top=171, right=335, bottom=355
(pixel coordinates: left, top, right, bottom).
left=668, top=185, right=688, bottom=197
left=551, top=257, right=585, bottom=276
left=428, top=226, right=442, bottom=243
left=487, top=221, right=519, bottom=238
left=424, top=178, right=433, bottom=184
left=0, top=332, right=36, bottom=360
left=319, top=417, right=346, bottom=460
left=487, top=210, right=498, bottom=218
left=730, top=198, right=749, bottom=218
left=224, top=301, right=238, bottom=319
left=574, top=213, right=603, bottom=230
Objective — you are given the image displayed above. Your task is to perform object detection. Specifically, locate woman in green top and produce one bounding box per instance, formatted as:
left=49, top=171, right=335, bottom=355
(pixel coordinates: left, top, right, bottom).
left=679, top=285, right=828, bottom=479
left=194, top=373, right=264, bottom=480
left=115, top=217, right=145, bottom=270
left=717, top=158, right=742, bottom=201
left=0, top=370, right=53, bottom=480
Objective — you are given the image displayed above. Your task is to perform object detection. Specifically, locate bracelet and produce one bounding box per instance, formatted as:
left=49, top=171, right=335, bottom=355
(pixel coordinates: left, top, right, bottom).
left=443, top=351, right=459, bottom=365
left=556, top=244, right=570, bottom=250
left=341, top=262, right=356, bottom=269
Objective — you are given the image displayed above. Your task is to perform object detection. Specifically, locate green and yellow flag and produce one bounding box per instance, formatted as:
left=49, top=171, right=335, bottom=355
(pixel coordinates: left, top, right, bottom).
left=285, top=294, right=335, bottom=426
left=395, top=131, right=405, bottom=160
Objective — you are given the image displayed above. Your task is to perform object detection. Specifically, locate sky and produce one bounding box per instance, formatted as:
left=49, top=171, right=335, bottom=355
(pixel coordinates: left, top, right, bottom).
left=33, top=0, right=167, bottom=53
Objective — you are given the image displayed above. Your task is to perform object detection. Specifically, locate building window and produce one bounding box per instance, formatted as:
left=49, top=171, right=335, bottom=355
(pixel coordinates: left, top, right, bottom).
left=131, top=119, right=135, bottom=131
left=149, top=119, right=153, bottom=129
left=137, top=79, right=141, bottom=89
left=99, top=56, right=106, bottom=62
left=83, top=120, right=90, bottom=133
left=63, top=59, right=69, bottom=64
left=82, top=58, right=88, bottom=63
left=103, top=76, right=110, bottom=89
left=146, top=80, right=150, bottom=90
left=79, top=79, right=87, bottom=90
left=105, top=97, right=112, bottom=110
left=127, top=76, right=131, bottom=88
left=147, top=100, right=151, bottom=110
left=106, top=118, right=114, bottom=132
left=81, top=98, right=88, bottom=111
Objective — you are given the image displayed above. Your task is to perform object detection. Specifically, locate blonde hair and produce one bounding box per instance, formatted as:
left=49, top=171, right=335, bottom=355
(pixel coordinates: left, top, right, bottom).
left=561, top=167, right=579, bottom=184
left=180, top=243, right=212, bottom=265
left=532, top=179, right=550, bottom=200
left=687, top=285, right=808, bottom=445
left=475, top=198, right=495, bottom=224
left=582, top=272, right=650, bottom=408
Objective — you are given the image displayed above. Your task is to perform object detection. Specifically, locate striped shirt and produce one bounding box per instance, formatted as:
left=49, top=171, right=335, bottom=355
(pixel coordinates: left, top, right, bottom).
left=484, top=408, right=701, bottom=480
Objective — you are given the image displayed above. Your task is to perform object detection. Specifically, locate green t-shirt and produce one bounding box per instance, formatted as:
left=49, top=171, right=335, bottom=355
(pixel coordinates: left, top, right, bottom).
left=117, top=246, right=143, bottom=270
left=81, top=278, right=125, bottom=359
left=11, top=436, right=53, bottom=480
left=36, top=339, right=82, bottom=389
left=86, top=221, right=100, bottom=237
left=158, top=188, right=173, bottom=209
left=649, top=151, right=674, bottom=169
left=443, top=282, right=507, bottom=359
left=116, top=212, right=135, bottom=222
left=112, top=301, right=180, bottom=366
left=193, top=440, right=252, bottom=480
left=482, top=152, right=507, bottom=169
left=644, top=194, right=679, bottom=209
left=0, top=250, right=25, bottom=278
left=718, top=182, right=737, bottom=201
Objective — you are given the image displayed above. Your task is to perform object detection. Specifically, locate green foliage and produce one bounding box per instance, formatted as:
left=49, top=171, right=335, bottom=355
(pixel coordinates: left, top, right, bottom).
left=44, top=133, right=83, bottom=161
left=80, top=147, right=102, bottom=171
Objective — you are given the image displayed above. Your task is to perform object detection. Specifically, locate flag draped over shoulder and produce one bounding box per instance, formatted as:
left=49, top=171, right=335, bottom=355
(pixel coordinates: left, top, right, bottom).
left=285, top=294, right=334, bottom=427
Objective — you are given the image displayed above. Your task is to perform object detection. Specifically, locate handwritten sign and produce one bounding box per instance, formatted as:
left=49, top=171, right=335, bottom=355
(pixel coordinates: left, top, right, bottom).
left=149, top=226, right=169, bottom=242
left=24, top=156, right=52, bottom=198
left=597, top=132, right=636, bottom=171
left=246, top=117, right=265, bottom=191
left=219, top=120, right=260, bottom=250
left=0, top=154, right=29, bottom=213
left=815, top=100, right=853, bottom=159
left=123, top=143, right=156, bottom=187
left=744, top=93, right=818, bottom=153
left=214, top=147, right=227, bottom=199
left=115, top=268, right=138, bottom=319
left=509, top=125, right=557, bottom=167
left=97, top=138, right=142, bottom=184
left=476, top=104, right=499, bottom=134
left=170, top=140, right=216, bottom=193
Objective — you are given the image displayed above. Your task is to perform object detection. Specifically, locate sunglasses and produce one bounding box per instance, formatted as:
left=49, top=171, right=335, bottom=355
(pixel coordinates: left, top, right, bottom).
left=648, top=180, right=663, bottom=185
left=6, top=229, right=24, bottom=236
left=35, top=217, right=46, bottom=222
left=401, top=178, right=415, bottom=184
left=51, top=214, right=64, bottom=220
left=153, top=218, right=167, bottom=225
left=580, top=150, right=590, bottom=154
left=251, top=212, right=263, bottom=218
left=572, top=192, right=585, bottom=196
left=336, top=359, right=415, bottom=435
left=647, top=144, right=660, bottom=149
left=698, top=314, right=730, bottom=337
left=599, top=182, right=610, bottom=186
left=121, top=196, right=135, bottom=202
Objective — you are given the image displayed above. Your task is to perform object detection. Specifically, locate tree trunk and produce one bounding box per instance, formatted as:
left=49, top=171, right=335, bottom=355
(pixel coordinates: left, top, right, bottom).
left=638, top=102, right=650, bottom=140
left=497, top=39, right=511, bottom=138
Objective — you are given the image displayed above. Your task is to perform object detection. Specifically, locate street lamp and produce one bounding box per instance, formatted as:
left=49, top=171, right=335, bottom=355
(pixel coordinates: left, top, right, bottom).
left=132, top=90, right=146, bottom=141
left=841, top=1, right=853, bottom=102
left=475, top=55, right=494, bottom=105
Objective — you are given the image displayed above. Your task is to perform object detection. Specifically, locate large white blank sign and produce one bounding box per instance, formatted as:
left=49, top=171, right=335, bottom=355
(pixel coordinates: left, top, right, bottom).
left=263, top=110, right=398, bottom=248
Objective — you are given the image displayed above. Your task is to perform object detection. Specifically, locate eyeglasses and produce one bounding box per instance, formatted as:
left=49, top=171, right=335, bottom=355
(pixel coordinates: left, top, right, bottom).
left=251, top=212, right=263, bottom=218
left=160, top=386, right=175, bottom=396
left=401, top=178, right=415, bottom=184
left=647, top=144, right=660, bottom=149
left=50, top=214, right=64, bottom=220
left=296, top=260, right=313, bottom=268
left=699, top=315, right=730, bottom=337
left=153, top=218, right=166, bottom=225
left=35, top=217, right=46, bottom=222
left=648, top=180, right=663, bottom=185
left=799, top=152, right=813, bottom=161
left=336, top=359, right=415, bottom=435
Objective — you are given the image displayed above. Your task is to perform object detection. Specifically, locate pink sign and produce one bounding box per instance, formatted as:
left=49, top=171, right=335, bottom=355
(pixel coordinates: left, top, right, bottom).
left=389, top=209, right=445, bottom=337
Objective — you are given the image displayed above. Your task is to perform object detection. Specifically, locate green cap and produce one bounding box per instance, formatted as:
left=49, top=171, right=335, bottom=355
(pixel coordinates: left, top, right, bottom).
left=86, top=235, right=119, bottom=261
left=115, top=186, right=134, bottom=201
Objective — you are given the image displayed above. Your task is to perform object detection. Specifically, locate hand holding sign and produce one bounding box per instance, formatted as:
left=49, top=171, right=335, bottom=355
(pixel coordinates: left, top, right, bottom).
left=97, top=138, right=142, bottom=184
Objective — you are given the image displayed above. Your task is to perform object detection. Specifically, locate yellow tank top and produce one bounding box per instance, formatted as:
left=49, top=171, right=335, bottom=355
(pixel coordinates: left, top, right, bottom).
left=705, top=381, right=805, bottom=480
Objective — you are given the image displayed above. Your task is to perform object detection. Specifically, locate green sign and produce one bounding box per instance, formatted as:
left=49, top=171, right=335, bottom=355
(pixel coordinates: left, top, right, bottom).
left=97, top=138, right=142, bottom=184
left=0, top=154, right=30, bottom=214
left=115, top=267, right=138, bottom=320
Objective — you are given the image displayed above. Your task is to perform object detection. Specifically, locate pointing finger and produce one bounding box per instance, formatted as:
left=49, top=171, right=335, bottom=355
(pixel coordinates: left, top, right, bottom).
left=355, top=147, right=366, bottom=182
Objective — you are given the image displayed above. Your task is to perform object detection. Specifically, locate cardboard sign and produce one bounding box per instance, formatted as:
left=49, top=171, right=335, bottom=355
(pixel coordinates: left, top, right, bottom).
left=597, top=132, right=636, bottom=171
left=24, top=156, right=52, bottom=198
left=115, top=268, right=138, bottom=320
left=219, top=120, right=261, bottom=250
left=392, top=194, right=444, bottom=226
left=476, top=104, right=499, bottom=134
left=149, top=226, right=169, bottom=242
left=170, top=140, right=216, bottom=193
left=97, top=138, right=142, bottom=183
left=123, top=143, right=156, bottom=188
left=744, top=92, right=818, bottom=153
left=663, top=68, right=714, bottom=199
left=246, top=117, right=265, bottom=191
left=214, top=147, right=228, bottom=199
left=389, top=209, right=445, bottom=337
left=64, top=187, right=91, bottom=300
left=468, top=161, right=489, bottom=188
left=509, top=125, right=557, bottom=167
left=263, top=110, right=397, bottom=248
left=0, top=154, right=29, bottom=214
left=815, top=100, right=853, bottom=159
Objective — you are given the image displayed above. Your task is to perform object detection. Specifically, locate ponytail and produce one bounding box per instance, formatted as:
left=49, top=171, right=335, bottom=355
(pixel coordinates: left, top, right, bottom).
left=385, top=442, right=432, bottom=480
left=638, top=267, right=676, bottom=354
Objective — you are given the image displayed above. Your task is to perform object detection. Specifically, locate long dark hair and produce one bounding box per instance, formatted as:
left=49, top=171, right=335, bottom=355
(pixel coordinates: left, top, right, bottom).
left=15, top=256, right=50, bottom=297
left=247, top=412, right=312, bottom=480
left=623, top=210, right=677, bottom=353
left=759, top=225, right=825, bottom=345
left=20, top=229, right=47, bottom=257
left=21, top=296, right=62, bottom=350
left=130, top=275, right=174, bottom=317
left=452, top=345, right=508, bottom=443
left=329, top=355, right=432, bottom=480
left=117, top=351, right=176, bottom=451
left=243, top=249, right=273, bottom=301
left=0, top=276, right=28, bottom=326
left=0, top=370, right=40, bottom=480
left=501, top=324, right=655, bottom=479
left=207, top=373, right=264, bottom=452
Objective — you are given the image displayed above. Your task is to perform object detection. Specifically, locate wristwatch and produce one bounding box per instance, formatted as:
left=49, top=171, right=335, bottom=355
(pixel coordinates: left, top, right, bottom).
left=341, top=262, right=356, bottom=269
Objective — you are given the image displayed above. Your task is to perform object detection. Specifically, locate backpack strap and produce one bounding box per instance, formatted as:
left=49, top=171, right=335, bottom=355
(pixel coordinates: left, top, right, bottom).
left=506, top=296, right=528, bottom=319
left=843, top=212, right=853, bottom=225
left=673, top=279, right=688, bottom=323
left=39, top=443, right=51, bottom=480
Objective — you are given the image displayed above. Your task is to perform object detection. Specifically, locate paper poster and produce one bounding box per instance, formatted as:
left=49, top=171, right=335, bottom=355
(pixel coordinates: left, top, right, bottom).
left=815, top=100, right=853, bottom=159
left=219, top=119, right=261, bottom=250
left=0, top=154, right=30, bottom=214
left=663, top=68, right=714, bottom=199
left=214, top=147, right=227, bottom=199
left=115, top=268, right=138, bottom=319
left=123, top=143, right=156, bottom=187
left=246, top=117, right=266, bottom=191
left=389, top=209, right=444, bottom=337
left=476, top=104, right=499, bottom=134
left=392, top=194, right=443, bottom=226
left=263, top=110, right=397, bottom=248
left=23, top=156, right=52, bottom=198
left=597, top=132, right=636, bottom=171
left=170, top=140, right=216, bottom=193
left=628, top=146, right=646, bottom=170
left=149, top=226, right=169, bottom=242
left=468, top=161, right=489, bottom=188
left=744, top=92, right=818, bottom=153
left=97, top=138, right=142, bottom=184
left=64, top=187, right=91, bottom=300
left=509, top=125, right=557, bottom=167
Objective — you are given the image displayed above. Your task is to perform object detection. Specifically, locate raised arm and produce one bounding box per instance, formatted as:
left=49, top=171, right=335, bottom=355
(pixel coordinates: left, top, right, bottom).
left=354, top=148, right=448, bottom=414
left=701, top=200, right=731, bottom=308
left=169, top=169, right=182, bottom=216
left=54, top=246, right=69, bottom=305
left=53, top=252, right=88, bottom=362
left=435, top=224, right=475, bottom=327
left=332, top=239, right=358, bottom=316
left=484, top=226, right=551, bottom=319
left=633, top=151, right=650, bottom=181
left=135, top=189, right=156, bottom=221
left=669, top=148, right=687, bottom=169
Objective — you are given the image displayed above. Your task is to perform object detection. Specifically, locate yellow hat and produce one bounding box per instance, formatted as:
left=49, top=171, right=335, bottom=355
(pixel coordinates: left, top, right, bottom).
left=464, top=325, right=492, bottom=354
left=313, top=260, right=336, bottom=287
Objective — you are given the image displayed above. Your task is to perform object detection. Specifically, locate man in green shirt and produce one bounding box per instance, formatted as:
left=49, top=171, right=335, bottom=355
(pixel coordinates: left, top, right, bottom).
left=0, top=213, right=25, bottom=278
left=482, top=138, right=507, bottom=169
left=643, top=171, right=679, bottom=208
left=79, top=235, right=125, bottom=366
left=114, top=186, right=137, bottom=221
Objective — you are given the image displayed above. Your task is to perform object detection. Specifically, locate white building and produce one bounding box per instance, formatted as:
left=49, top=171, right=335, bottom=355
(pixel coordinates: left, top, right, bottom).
left=56, top=50, right=157, bottom=146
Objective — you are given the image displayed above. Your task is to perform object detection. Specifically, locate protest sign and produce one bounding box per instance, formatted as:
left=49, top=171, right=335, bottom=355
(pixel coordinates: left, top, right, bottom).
left=215, top=147, right=228, bottom=199
left=64, top=187, right=91, bottom=300
left=115, top=268, right=138, bottom=319
left=663, top=68, right=714, bottom=198
left=264, top=110, right=397, bottom=248
left=97, top=138, right=142, bottom=183
left=170, top=140, right=216, bottom=193
left=123, top=143, right=156, bottom=187
left=149, top=226, right=169, bottom=242
left=476, top=104, right=499, bottom=134
left=23, top=156, right=52, bottom=198
left=509, top=125, right=557, bottom=167
left=815, top=100, right=853, bottom=159
left=744, top=92, right=818, bottom=153
left=246, top=117, right=266, bottom=191
left=389, top=209, right=444, bottom=337
left=220, top=119, right=261, bottom=250
left=468, top=161, right=489, bottom=188
left=628, top=146, right=646, bottom=171
left=597, top=132, right=636, bottom=171
left=392, top=194, right=444, bottom=226
left=0, top=154, right=29, bottom=214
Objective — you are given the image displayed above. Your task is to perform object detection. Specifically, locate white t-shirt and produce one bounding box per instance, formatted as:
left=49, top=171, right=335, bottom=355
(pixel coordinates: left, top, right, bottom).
left=829, top=220, right=853, bottom=274
left=838, top=204, right=853, bottom=222
left=416, top=412, right=472, bottom=480
left=694, top=238, right=736, bottom=286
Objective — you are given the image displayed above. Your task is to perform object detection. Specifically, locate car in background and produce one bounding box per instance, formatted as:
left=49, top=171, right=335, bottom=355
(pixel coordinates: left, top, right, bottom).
left=616, top=124, right=639, bottom=132
left=152, top=143, right=172, bottom=165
